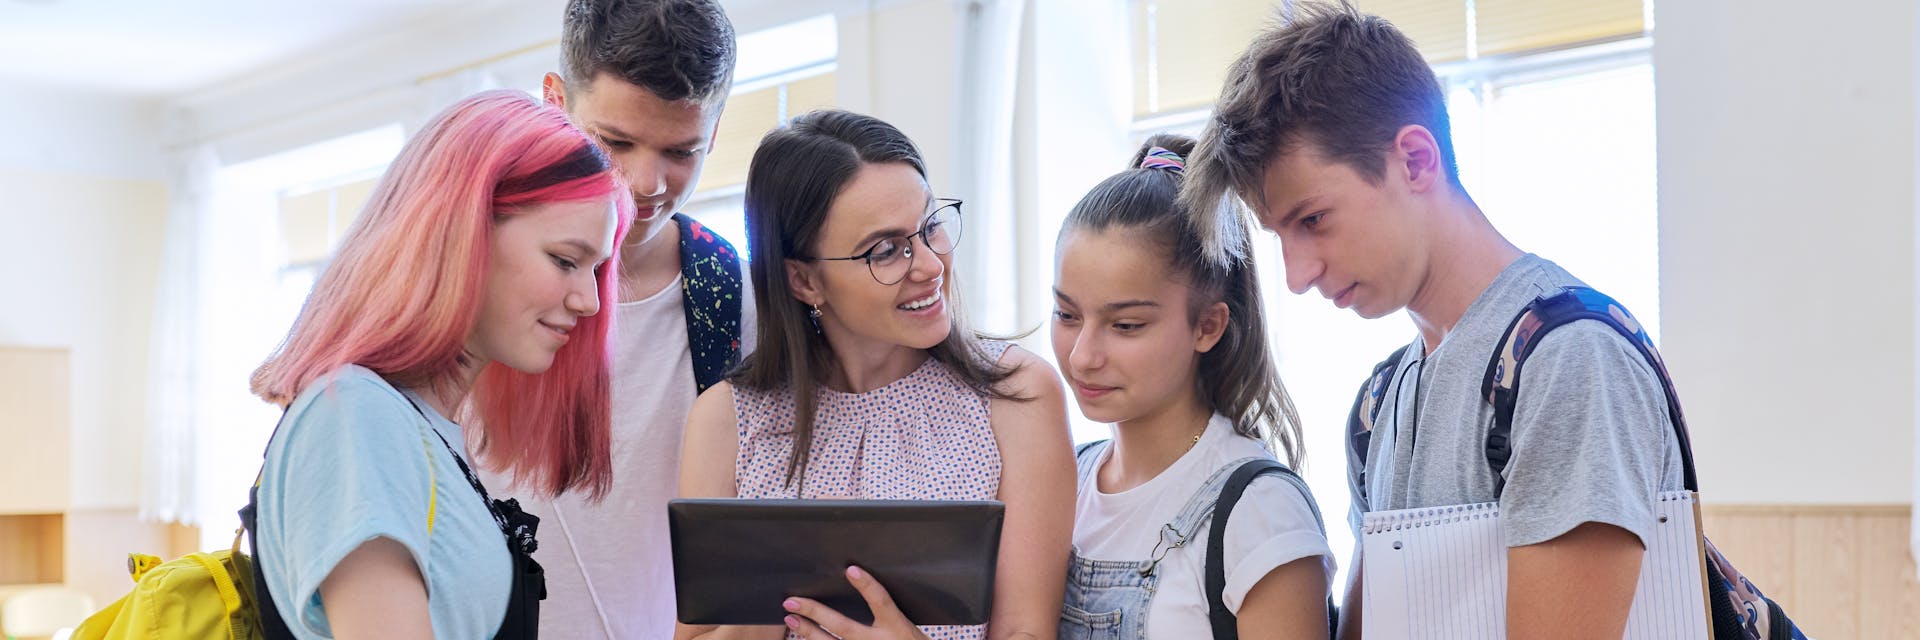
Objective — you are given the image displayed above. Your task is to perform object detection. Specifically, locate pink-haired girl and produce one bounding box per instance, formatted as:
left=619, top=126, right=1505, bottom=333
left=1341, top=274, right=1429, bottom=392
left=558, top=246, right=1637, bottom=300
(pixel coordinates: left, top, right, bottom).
left=248, top=89, right=632, bottom=640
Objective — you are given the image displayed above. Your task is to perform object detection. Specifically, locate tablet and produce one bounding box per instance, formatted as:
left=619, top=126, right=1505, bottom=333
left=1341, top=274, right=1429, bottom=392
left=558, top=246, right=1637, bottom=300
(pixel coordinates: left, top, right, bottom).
left=668, top=498, right=1003, bottom=626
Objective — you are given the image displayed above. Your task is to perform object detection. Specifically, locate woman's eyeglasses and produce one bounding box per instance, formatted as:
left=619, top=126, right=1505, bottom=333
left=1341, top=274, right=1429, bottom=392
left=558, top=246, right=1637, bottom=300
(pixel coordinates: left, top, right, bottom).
left=799, top=199, right=964, bottom=285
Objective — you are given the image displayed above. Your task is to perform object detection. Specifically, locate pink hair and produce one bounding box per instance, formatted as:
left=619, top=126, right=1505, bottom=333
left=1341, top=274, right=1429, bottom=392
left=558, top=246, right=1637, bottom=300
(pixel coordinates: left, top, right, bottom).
left=252, top=89, right=633, bottom=498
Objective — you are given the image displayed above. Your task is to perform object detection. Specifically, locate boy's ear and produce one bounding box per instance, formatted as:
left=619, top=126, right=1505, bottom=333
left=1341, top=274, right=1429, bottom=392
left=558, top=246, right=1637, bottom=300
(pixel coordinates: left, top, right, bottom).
left=542, top=72, right=568, bottom=109
left=1394, top=124, right=1445, bottom=194
left=1194, top=301, right=1230, bottom=353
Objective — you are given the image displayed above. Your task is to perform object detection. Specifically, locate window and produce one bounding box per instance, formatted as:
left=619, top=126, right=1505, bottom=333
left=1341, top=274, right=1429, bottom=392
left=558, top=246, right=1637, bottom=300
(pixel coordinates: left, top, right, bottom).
left=681, top=14, right=841, bottom=261
left=1127, top=0, right=1649, bottom=119
left=194, top=124, right=405, bottom=550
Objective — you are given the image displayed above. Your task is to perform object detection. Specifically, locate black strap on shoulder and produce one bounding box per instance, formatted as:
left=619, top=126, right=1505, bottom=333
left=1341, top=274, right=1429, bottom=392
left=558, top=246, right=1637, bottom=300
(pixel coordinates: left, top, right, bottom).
left=242, top=412, right=296, bottom=640
left=676, top=213, right=746, bottom=395
left=1481, top=286, right=1699, bottom=495
left=1346, top=345, right=1410, bottom=505
left=1205, top=459, right=1336, bottom=640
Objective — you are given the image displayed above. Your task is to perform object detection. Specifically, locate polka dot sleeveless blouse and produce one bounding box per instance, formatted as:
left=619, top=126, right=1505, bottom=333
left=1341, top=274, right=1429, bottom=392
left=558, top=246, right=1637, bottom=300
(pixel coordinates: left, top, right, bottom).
left=732, top=341, right=1011, bottom=640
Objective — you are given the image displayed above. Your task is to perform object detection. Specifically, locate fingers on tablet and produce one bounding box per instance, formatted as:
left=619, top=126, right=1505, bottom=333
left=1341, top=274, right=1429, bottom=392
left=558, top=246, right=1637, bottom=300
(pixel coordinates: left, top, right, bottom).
left=785, top=597, right=853, bottom=638
left=846, top=565, right=900, bottom=617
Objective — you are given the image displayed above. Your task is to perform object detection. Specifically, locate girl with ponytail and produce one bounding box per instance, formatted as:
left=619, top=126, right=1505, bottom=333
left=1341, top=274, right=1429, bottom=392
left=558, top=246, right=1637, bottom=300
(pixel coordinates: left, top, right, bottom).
left=1051, top=134, right=1333, bottom=638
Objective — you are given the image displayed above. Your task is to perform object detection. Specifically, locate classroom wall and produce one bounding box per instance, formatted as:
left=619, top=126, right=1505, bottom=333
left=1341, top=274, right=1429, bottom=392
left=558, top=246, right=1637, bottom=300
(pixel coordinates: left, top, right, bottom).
left=0, top=79, right=175, bottom=604
left=834, top=0, right=963, bottom=201
left=172, top=0, right=566, bottom=160
left=1654, top=0, right=1917, bottom=505
left=0, top=81, right=168, bottom=511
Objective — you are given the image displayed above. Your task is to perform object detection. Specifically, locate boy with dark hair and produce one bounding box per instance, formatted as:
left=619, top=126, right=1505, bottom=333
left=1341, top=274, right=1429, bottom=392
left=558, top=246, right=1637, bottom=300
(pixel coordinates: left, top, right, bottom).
left=1183, top=3, right=1682, bottom=638
left=475, top=1, right=754, bottom=637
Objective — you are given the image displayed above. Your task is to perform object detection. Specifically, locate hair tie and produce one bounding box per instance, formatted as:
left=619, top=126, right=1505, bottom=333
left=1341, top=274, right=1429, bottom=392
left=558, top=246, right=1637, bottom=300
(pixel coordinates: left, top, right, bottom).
left=1139, top=146, right=1186, bottom=174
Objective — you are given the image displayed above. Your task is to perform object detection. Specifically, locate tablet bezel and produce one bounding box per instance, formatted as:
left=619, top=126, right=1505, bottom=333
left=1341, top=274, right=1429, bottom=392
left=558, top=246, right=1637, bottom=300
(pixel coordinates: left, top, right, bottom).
left=668, top=498, right=1005, bottom=627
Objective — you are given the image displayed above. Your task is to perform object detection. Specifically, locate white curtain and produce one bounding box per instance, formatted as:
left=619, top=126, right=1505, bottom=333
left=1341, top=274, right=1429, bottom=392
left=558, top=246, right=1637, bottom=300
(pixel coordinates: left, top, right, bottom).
left=951, top=0, right=1029, bottom=335
left=140, top=145, right=220, bottom=525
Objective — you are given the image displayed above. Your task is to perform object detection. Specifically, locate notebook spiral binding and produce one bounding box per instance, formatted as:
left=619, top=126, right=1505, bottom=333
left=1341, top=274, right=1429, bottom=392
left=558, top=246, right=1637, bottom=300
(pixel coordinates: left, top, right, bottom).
left=1360, top=491, right=1695, bottom=536
left=1360, top=502, right=1500, bottom=534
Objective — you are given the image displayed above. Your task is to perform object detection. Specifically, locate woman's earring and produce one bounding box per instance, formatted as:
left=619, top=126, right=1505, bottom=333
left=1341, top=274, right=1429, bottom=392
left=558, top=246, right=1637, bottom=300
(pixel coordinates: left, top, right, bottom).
left=808, top=304, right=824, bottom=335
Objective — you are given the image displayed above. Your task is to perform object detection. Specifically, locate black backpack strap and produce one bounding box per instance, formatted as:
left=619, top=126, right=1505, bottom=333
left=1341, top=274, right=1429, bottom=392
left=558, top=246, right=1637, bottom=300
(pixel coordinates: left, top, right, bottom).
left=1205, top=459, right=1336, bottom=640
left=242, top=412, right=299, bottom=640
left=676, top=213, right=746, bottom=395
left=1481, top=286, right=1699, bottom=495
left=1346, top=345, right=1410, bottom=507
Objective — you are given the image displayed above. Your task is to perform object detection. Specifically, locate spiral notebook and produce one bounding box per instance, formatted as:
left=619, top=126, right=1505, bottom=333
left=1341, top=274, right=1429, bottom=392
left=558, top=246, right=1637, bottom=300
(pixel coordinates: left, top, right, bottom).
left=1360, top=490, right=1710, bottom=638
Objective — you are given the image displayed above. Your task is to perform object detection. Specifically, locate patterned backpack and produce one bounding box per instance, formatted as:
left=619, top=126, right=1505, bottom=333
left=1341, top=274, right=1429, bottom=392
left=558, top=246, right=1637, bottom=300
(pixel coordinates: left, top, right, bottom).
left=675, top=213, right=746, bottom=394
left=1347, top=286, right=1804, bottom=639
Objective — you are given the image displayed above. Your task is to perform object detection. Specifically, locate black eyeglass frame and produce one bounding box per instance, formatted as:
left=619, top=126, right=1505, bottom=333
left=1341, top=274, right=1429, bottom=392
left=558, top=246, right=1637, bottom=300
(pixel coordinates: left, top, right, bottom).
left=795, top=198, right=964, bottom=285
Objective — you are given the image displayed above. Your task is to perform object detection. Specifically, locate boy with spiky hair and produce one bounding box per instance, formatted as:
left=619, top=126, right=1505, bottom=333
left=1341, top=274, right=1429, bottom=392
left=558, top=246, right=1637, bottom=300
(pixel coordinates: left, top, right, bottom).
left=1184, top=3, right=1682, bottom=637
left=476, top=1, right=756, bottom=637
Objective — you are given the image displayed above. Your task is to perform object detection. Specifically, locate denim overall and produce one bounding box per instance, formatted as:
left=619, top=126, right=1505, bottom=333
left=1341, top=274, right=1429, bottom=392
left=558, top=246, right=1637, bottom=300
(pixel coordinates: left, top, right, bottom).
left=1058, top=440, right=1266, bottom=640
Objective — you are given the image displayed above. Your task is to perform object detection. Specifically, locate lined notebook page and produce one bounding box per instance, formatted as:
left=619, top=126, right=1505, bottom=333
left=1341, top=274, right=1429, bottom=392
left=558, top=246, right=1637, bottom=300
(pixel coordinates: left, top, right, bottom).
left=1360, top=490, right=1709, bottom=638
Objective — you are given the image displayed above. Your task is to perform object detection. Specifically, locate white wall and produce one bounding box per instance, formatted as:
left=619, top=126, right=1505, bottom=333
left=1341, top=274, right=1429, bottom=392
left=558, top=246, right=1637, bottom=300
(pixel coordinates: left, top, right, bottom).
left=0, top=170, right=167, bottom=510
left=1655, top=0, right=1917, bottom=504
left=0, top=80, right=168, bottom=510
left=835, top=0, right=963, bottom=196
left=0, top=80, right=175, bottom=604
left=170, top=0, right=567, bottom=163
left=0, top=80, right=166, bottom=181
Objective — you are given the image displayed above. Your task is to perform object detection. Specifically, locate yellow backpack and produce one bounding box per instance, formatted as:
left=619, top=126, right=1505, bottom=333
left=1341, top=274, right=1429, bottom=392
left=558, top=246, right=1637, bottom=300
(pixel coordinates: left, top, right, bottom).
left=70, top=530, right=264, bottom=640
left=72, top=436, right=441, bottom=640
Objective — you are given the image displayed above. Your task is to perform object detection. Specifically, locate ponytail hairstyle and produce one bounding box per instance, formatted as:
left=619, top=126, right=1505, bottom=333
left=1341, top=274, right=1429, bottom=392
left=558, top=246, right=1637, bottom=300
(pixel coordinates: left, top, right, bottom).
left=1058, top=133, right=1303, bottom=467
left=734, top=109, right=1024, bottom=489
left=252, top=89, right=634, bottom=498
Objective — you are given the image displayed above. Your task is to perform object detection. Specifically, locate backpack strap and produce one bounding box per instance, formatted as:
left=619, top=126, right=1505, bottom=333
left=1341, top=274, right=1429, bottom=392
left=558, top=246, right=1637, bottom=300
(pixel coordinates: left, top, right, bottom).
left=1346, top=345, right=1410, bottom=507
left=1205, top=459, right=1337, bottom=640
left=243, top=412, right=300, bottom=640
left=676, top=213, right=746, bottom=395
left=1481, top=286, right=1699, bottom=495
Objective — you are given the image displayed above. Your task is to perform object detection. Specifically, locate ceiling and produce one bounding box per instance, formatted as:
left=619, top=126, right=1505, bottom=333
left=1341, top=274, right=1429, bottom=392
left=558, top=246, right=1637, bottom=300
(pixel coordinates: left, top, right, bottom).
left=0, top=0, right=470, bottom=97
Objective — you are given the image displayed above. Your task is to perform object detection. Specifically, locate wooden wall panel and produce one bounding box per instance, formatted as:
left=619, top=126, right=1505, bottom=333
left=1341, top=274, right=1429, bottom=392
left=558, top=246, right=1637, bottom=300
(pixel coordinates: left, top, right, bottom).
left=0, top=514, right=61, bottom=584
left=1701, top=505, right=1918, bottom=640
left=1790, top=514, right=1859, bottom=637
left=1858, top=514, right=1920, bottom=639
left=167, top=522, right=202, bottom=560
left=61, top=509, right=174, bottom=608
left=0, top=347, right=70, bottom=515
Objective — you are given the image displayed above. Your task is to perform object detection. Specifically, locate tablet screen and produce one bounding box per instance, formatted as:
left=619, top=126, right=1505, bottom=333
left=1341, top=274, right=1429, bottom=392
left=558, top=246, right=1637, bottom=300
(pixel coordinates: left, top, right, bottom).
left=669, top=499, right=1004, bottom=626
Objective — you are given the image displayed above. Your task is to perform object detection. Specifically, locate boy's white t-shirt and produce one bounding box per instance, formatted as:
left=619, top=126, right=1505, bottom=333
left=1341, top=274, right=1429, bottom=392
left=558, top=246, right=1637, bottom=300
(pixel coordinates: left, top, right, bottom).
left=478, top=272, right=756, bottom=640
left=1073, top=414, right=1335, bottom=638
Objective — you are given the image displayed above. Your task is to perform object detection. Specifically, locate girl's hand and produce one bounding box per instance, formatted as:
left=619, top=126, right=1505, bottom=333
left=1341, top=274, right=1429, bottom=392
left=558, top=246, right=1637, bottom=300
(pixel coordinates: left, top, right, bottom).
left=782, top=566, right=932, bottom=640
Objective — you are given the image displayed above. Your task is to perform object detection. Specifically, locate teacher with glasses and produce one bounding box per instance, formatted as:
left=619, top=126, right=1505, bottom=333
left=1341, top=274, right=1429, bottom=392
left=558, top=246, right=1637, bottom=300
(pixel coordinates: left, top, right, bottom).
left=676, top=109, right=1076, bottom=640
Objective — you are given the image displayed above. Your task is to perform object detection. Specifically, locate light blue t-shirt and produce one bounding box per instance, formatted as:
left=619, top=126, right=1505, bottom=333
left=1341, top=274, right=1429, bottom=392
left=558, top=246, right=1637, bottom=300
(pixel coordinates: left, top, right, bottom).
left=257, top=365, right=512, bottom=639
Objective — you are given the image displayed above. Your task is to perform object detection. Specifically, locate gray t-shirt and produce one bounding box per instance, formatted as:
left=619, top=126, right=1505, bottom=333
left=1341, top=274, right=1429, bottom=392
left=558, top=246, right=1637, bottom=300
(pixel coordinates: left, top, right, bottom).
left=1346, top=254, right=1684, bottom=548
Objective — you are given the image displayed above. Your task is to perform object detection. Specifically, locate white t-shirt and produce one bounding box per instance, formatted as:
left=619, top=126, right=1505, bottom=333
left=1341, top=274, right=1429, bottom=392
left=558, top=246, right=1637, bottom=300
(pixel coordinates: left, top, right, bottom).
left=479, top=271, right=756, bottom=640
left=1073, top=414, right=1335, bottom=638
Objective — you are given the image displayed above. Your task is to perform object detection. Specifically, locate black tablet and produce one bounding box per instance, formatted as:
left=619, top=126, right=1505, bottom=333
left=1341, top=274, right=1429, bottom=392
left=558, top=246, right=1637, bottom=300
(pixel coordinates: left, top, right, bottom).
left=668, top=498, right=1003, bottom=626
